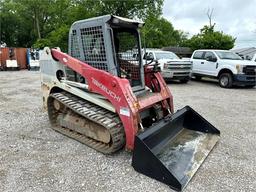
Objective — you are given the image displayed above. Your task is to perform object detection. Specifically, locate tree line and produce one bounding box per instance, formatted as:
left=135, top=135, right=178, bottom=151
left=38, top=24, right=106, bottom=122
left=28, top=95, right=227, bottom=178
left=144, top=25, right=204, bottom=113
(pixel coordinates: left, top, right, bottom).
left=0, top=0, right=236, bottom=51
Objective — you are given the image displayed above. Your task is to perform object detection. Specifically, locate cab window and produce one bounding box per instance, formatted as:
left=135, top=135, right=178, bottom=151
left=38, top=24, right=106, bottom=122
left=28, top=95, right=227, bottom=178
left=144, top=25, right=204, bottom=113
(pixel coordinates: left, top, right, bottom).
left=143, top=52, right=154, bottom=60
left=204, top=52, right=217, bottom=60
left=193, top=51, right=204, bottom=59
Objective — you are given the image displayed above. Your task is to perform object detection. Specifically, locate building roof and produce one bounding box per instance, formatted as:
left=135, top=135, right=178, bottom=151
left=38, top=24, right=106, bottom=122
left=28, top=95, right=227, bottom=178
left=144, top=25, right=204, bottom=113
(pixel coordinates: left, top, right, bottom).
left=162, top=46, right=192, bottom=55
left=232, top=47, right=256, bottom=59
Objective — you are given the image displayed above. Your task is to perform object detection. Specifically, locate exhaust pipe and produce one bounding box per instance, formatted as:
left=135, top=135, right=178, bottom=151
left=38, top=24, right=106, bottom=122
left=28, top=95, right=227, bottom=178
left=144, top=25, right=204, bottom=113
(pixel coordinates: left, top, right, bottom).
left=132, top=106, right=220, bottom=191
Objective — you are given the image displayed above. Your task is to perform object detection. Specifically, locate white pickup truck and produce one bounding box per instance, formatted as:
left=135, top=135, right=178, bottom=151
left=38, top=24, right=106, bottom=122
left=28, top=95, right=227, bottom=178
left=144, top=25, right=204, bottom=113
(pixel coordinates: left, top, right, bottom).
left=143, top=49, right=192, bottom=83
left=191, top=49, right=256, bottom=88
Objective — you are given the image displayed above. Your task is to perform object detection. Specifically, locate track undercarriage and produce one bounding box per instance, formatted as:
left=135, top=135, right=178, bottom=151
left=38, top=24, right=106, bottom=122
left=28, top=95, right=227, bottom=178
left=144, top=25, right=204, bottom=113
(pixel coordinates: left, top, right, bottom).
left=48, top=92, right=125, bottom=154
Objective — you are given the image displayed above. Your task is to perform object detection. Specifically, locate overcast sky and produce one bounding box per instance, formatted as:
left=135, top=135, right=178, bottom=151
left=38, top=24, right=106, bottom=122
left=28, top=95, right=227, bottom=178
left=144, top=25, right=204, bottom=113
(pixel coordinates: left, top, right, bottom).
left=163, top=0, right=256, bottom=48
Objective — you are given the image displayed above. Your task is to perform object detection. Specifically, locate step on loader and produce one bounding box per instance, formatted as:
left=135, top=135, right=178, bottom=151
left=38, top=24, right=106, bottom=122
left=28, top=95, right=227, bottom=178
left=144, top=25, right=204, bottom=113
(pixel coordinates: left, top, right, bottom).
left=40, top=15, right=220, bottom=191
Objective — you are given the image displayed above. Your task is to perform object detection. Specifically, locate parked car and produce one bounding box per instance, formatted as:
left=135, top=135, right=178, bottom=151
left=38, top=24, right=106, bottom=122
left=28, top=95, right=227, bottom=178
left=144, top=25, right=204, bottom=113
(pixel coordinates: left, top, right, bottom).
left=191, top=49, right=256, bottom=88
left=143, top=49, right=192, bottom=83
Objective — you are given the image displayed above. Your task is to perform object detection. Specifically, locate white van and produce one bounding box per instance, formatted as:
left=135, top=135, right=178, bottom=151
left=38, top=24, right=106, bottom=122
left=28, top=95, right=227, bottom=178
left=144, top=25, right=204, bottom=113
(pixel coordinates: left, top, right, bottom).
left=191, top=50, right=256, bottom=88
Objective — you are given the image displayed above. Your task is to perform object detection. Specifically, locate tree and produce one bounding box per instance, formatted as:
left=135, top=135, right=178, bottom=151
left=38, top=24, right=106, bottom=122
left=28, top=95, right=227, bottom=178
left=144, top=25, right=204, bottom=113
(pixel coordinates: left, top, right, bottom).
left=0, top=0, right=165, bottom=50
left=183, top=25, right=236, bottom=50
left=0, top=0, right=36, bottom=47
left=182, top=8, right=236, bottom=50
left=0, top=0, right=58, bottom=47
left=141, top=15, right=184, bottom=48
left=98, top=0, right=163, bottom=19
left=206, top=8, right=214, bottom=28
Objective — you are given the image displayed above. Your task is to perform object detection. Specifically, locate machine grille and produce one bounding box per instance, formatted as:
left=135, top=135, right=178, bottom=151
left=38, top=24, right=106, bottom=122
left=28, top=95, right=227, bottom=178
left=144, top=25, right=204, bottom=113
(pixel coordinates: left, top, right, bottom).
left=70, top=30, right=81, bottom=59
left=80, top=26, right=108, bottom=71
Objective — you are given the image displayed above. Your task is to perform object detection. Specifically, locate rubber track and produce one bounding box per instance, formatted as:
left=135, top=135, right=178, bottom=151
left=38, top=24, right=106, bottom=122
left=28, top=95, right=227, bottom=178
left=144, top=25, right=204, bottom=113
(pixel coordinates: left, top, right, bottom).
left=48, top=92, right=125, bottom=154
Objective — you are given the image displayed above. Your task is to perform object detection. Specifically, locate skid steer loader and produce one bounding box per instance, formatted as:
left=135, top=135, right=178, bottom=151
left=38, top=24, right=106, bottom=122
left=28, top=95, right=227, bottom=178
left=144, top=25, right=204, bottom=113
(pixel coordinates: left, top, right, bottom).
left=40, top=15, right=220, bottom=191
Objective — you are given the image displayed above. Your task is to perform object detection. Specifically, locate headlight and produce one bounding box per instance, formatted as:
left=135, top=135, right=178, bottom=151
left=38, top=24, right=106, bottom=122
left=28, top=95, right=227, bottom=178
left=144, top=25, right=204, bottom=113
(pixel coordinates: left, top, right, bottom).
left=236, top=65, right=244, bottom=74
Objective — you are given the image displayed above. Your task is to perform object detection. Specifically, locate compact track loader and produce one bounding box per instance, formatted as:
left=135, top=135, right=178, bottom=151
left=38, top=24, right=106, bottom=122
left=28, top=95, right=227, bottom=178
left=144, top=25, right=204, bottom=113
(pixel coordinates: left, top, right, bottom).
left=40, top=15, right=220, bottom=191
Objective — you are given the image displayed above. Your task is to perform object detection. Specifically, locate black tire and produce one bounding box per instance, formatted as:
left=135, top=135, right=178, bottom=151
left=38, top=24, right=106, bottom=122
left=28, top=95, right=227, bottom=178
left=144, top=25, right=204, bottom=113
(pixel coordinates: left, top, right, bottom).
left=180, top=79, right=189, bottom=83
left=194, top=75, right=202, bottom=80
left=219, top=73, right=233, bottom=88
left=246, top=85, right=255, bottom=88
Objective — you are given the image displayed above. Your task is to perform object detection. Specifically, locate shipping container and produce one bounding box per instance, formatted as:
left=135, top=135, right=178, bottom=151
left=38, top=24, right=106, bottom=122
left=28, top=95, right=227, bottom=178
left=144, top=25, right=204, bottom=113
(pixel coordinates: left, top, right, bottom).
left=15, top=48, right=28, bottom=69
left=6, top=47, right=19, bottom=70
left=0, top=47, right=29, bottom=70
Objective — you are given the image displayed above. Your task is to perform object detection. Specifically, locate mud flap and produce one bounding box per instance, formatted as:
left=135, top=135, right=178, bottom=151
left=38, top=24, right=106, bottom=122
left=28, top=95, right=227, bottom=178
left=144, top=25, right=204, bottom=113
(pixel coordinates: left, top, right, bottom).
left=132, top=106, right=220, bottom=191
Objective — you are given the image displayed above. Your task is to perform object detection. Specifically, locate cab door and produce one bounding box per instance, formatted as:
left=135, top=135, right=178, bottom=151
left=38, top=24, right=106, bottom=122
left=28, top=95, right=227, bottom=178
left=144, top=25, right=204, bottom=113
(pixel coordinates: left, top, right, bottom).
left=191, top=51, right=205, bottom=74
left=203, top=51, right=218, bottom=76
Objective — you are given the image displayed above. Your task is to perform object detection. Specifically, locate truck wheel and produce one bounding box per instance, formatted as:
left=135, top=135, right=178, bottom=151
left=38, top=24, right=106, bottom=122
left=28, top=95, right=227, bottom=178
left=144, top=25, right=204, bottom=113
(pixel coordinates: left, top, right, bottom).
left=246, top=85, right=255, bottom=88
left=180, top=79, right=189, bottom=83
left=219, top=73, right=233, bottom=88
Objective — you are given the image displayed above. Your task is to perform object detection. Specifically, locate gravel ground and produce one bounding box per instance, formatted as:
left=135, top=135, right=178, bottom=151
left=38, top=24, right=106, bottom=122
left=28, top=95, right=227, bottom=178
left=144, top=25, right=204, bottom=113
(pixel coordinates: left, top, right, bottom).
left=0, top=71, right=255, bottom=192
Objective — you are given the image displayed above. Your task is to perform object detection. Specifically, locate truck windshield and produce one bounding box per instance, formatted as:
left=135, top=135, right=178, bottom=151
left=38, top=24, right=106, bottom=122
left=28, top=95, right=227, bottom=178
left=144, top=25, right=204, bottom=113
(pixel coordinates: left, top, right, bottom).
left=215, top=51, right=242, bottom=60
left=155, top=52, right=179, bottom=60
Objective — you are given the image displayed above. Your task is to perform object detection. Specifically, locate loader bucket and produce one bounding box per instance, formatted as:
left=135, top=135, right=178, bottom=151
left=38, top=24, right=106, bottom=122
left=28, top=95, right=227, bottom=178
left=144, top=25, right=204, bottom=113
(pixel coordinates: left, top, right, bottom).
left=132, top=106, right=220, bottom=191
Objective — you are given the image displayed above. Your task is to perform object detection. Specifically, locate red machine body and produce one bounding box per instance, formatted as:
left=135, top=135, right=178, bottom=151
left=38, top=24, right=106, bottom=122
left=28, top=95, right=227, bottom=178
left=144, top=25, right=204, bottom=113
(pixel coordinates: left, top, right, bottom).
left=51, top=48, right=173, bottom=150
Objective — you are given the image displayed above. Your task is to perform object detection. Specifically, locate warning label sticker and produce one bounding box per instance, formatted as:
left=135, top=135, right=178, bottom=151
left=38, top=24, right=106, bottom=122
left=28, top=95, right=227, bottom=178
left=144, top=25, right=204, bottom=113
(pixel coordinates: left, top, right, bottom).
left=120, top=107, right=130, bottom=117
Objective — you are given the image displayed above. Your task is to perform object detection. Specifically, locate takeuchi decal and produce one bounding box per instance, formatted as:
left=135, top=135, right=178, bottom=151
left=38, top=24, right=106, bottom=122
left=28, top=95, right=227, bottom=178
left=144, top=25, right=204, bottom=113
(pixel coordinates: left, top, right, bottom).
left=91, top=77, right=121, bottom=102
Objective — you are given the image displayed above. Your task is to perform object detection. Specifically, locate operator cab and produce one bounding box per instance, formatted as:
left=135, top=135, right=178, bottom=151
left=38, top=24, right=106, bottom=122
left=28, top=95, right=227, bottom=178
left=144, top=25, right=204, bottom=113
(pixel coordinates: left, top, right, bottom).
left=68, top=15, right=145, bottom=92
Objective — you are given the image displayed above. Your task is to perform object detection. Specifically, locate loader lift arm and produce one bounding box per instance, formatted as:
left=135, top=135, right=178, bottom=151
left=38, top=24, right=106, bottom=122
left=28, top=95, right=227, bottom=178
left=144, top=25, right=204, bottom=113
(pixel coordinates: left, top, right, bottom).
left=50, top=48, right=174, bottom=150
